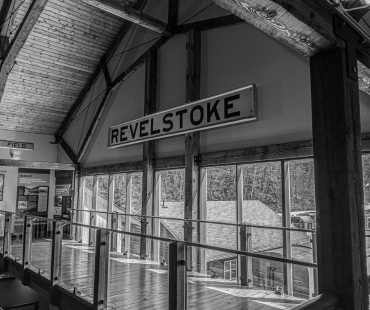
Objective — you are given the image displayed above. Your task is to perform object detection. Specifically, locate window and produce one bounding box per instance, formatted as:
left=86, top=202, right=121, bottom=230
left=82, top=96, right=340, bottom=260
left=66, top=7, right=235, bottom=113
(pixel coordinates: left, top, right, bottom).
left=224, top=259, right=237, bottom=280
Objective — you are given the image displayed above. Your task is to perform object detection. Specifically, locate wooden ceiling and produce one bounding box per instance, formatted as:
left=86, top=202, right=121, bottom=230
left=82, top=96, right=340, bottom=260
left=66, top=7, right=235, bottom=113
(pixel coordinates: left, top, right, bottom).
left=0, top=0, right=127, bottom=134
left=0, top=0, right=369, bottom=138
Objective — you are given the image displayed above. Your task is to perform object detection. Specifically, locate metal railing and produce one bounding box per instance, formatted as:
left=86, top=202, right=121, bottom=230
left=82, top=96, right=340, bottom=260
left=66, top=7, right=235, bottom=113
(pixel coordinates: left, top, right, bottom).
left=0, top=210, right=318, bottom=310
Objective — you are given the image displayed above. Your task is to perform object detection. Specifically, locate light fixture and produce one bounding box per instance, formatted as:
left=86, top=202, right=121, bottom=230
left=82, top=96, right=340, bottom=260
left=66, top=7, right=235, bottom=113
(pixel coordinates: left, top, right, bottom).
left=9, top=149, right=21, bottom=160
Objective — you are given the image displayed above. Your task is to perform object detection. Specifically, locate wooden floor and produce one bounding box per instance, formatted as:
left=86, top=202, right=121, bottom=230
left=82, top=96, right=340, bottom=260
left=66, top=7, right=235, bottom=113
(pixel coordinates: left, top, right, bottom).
left=10, top=240, right=305, bottom=310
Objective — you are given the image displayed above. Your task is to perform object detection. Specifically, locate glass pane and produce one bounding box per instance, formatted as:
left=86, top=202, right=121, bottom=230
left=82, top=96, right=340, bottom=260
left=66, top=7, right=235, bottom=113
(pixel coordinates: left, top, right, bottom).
left=10, top=215, right=24, bottom=263
left=130, top=173, right=142, bottom=257
left=206, top=165, right=237, bottom=241
left=188, top=245, right=311, bottom=309
left=289, top=160, right=316, bottom=228
left=113, top=174, right=126, bottom=213
left=242, top=162, right=282, bottom=224
left=362, top=154, right=370, bottom=280
left=107, top=233, right=169, bottom=309
left=60, top=226, right=96, bottom=303
left=158, top=169, right=185, bottom=261
left=30, top=218, right=53, bottom=280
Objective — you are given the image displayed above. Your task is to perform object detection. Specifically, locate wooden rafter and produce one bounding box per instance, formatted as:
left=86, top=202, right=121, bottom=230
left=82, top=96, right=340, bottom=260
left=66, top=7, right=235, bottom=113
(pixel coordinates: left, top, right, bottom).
left=80, top=0, right=167, bottom=33
left=0, top=0, right=48, bottom=102
left=57, top=0, right=147, bottom=138
left=213, top=0, right=370, bottom=94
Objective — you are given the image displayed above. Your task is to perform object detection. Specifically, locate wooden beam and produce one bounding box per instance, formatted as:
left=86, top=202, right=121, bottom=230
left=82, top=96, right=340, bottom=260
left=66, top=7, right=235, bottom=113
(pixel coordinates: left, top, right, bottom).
left=282, top=161, right=293, bottom=295
left=77, top=88, right=112, bottom=162
left=168, top=0, right=178, bottom=31
left=0, top=0, right=48, bottom=103
left=110, top=35, right=171, bottom=90
left=58, top=137, right=78, bottom=164
left=174, top=15, right=243, bottom=33
left=78, top=161, right=142, bottom=176
left=0, top=159, right=77, bottom=170
left=140, top=49, right=157, bottom=259
left=0, top=0, right=21, bottom=57
left=124, top=173, right=132, bottom=254
left=311, top=47, right=368, bottom=309
left=184, top=28, right=201, bottom=271
left=57, top=0, right=148, bottom=138
left=80, top=0, right=167, bottom=33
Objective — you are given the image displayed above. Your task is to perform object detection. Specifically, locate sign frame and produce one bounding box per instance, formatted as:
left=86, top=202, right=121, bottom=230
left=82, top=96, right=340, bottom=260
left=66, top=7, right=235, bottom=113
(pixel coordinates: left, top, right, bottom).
left=108, top=84, right=258, bottom=148
left=0, top=140, right=34, bottom=151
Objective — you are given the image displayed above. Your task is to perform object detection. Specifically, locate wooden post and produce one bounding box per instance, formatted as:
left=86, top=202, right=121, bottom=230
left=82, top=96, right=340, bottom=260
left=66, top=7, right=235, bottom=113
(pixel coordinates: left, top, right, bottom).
left=140, top=49, right=157, bottom=260
left=124, top=174, right=132, bottom=255
left=168, top=242, right=187, bottom=310
left=311, top=47, right=368, bottom=309
left=312, top=232, right=318, bottom=296
left=3, top=213, right=12, bottom=256
left=236, top=165, right=243, bottom=282
left=184, top=28, right=201, bottom=271
left=22, top=217, right=32, bottom=268
left=240, top=225, right=253, bottom=286
left=198, top=168, right=207, bottom=273
left=152, top=172, right=161, bottom=262
left=93, top=229, right=110, bottom=310
left=107, top=175, right=114, bottom=229
left=90, top=176, right=98, bottom=246
left=51, top=221, right=63, bottom=285
left=72, top=171, right=79, bottom=240
left=168, top=0, right=178, bottom=31
left=282, top=161, right=293, bottom=295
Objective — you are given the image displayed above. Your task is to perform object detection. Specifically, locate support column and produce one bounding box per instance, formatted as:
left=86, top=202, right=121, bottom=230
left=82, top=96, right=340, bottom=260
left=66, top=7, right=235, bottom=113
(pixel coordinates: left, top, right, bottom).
left=140, top=49, right=157, bottom=260
left=282, top=161, right=293, bottom=295
left=152, top=172, right=161, bottom=262
left=124, top=174, right=132, bottom=255
left=311, top=47, right=368, bottom=309
left=184, top=28, right=201, bottom=271
left=89, top=176, right=98, bottom=246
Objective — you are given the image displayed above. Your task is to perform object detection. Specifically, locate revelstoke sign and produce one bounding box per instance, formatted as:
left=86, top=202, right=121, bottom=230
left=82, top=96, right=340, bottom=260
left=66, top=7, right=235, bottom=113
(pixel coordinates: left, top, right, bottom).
left=108, top=84, right=257, bottom=148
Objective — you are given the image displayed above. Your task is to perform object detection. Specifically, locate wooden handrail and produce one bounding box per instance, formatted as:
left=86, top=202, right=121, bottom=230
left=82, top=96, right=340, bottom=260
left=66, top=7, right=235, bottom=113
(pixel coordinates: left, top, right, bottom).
left=290, top=292, right=340, bottom=310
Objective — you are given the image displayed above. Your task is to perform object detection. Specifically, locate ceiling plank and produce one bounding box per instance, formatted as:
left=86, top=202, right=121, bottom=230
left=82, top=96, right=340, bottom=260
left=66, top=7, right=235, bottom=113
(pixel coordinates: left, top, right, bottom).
left=80, top=0, right=168, bottom=33
left=0, top=0, right=49, bottom=102
left=56, top=0, right=147, bottom=138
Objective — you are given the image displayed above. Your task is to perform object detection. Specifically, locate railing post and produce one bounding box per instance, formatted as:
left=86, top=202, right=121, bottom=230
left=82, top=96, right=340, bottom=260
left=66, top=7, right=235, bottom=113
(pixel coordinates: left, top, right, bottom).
left=51, top=221, right=63, bottom=285
left=90, top=211, right=96, bottom=246
left=22, top=217, right=32, bottom=268
left=168, top=242, right=186, bottom=310
left=240, top=225, right=253, bottom=287
left=111, top=213, right=118, bottom=251
left=93, top=229, right=110, bottom=310
left=3, top=213, right=12, bottom=256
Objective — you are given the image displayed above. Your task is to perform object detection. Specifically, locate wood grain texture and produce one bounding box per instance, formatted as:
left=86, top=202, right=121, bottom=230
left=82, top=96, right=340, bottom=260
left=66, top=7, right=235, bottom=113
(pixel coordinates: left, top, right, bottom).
left=311, top=47, right=368, bottom=309
left=140, top=49, right=157, bottom=259
left=184, top=28, right=201, bottom=271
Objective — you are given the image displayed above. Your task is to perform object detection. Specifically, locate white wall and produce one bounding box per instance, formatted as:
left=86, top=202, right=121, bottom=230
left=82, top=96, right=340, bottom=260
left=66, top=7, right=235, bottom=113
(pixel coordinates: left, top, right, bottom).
left=0, top=129, right=57, bottom=162
left=61, top=5, right=370, bottom=169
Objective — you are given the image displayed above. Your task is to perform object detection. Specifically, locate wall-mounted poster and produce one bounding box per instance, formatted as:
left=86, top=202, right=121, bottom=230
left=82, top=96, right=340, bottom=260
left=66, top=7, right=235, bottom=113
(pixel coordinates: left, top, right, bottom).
left=0, top=174, right=4, bottom=201
left=54, top=184, right=72, bottom=220
left=17, top=169, right=50, bottom=215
